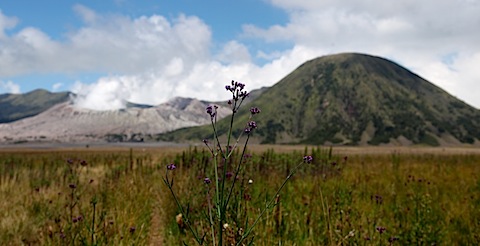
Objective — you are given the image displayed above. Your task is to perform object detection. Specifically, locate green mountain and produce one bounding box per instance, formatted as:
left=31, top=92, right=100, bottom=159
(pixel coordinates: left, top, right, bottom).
left=158, top=53, right=480, bottom=146
left=0, top=89, right=71, bottom=123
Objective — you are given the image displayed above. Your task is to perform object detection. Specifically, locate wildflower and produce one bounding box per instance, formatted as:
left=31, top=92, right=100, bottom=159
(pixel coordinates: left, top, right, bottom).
left=204, top=177, right=212, bottom=184
left=236, top=82, right=245, bottom=90
left=73, top=217, right=78, bottom=223
left=69, top=184, right=77, bottom=189
left=226, top=171, right=233, bottom=179
left=67, top=159, right=74, bottom=165
left=223, top=223, right=229, bottom=229
left=167, top=163, right=176, bottom=170
left=388, top=236, right=399, bottom=243
left=376, top=226, right=386, bottom=234
left=244, top=127, right=252, bottom=134
left=248, top=121, right=257, bottom=129
left=129, top=226, right=136, bottom=234
left=80, top=160, right=87, bottom=166
left=240, top=91, right=249, bottom=100
left=206, top=105, right=216, bottom=118
left=248, top=179, right=253, bottom=184
left=250, top=107, right=261, bottom=115
left=303, top=155, right=313, bottom=163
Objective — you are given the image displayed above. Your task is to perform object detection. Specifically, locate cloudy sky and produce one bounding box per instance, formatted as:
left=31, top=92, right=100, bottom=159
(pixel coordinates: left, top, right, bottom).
left=1, top=0, right=479, bottom=110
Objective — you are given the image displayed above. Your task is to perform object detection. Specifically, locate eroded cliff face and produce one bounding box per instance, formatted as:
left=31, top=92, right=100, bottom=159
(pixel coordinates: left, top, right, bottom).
left=0, top=97, right=230, bottom=143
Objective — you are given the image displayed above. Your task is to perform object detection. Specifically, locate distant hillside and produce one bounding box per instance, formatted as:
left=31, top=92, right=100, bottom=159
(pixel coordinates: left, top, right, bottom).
left=0, top=97, right=231, bottom=143
left=158, top=53, right=480, bottom=146
left=0, top=89, right=71, bottom=123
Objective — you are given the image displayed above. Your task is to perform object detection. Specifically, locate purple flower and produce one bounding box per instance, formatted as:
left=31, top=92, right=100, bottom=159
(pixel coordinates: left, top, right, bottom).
left=250, top=107, right=261, bottom=115
left=237, top=82, right=245, bottom=90
left=388, top=236, right=399, bottom=243
left=69, top=184, right=77, bottom=189
left=244, top=127, right=252, bottom=134
left=206, top=105, right=216, bottom=117
left=130, top=226, right=136, bottom=233
left=167, top=163, right=176, bottom=170
left=248, top=121, right=257, bottom=129
left=80, top=160, right=87, bottom=166
left=239, top=91, right=249, bottom=100
left=226, top=172, right=233, bottom=179
left=204, top=177, right=212, bottom=184
left=225, top=85, right=233, bottom=92
left=303, top=155, right=313, bottom=163
left=376, top=226, right=386, bottom=234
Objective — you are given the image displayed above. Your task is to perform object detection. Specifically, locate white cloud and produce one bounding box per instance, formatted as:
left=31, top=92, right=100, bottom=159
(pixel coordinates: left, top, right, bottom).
left=0, top=80, right=21, bottom=94
left=0, top=6, right=212, bottom=77
left=2, top=1, right=480, bottom=110
left=52, top=83, right=63, bottom=91
left=245, top=0, right=480, bottom=108
left=216, top=41, right=251, bottom=64
left=0, top=9, right=18, bottom=39
left=73, top=4, right=97, bottom=24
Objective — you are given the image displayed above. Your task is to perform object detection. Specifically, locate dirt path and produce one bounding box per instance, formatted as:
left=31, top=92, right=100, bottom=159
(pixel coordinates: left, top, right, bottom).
left=148, top=191, right=165, bottom=245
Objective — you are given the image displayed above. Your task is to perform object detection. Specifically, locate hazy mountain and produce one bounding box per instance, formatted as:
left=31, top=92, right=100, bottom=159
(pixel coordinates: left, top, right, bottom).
left=0, top=89, right=71, bottom=123
left=158, top=53, right=480, bottom=146
left=0, top=97, right=231, bottom=143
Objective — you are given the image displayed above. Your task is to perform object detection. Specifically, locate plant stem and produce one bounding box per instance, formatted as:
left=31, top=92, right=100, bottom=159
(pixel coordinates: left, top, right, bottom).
left=163, top=177, right=203, bottom=245
left=236, top=161, right=306, bottom=245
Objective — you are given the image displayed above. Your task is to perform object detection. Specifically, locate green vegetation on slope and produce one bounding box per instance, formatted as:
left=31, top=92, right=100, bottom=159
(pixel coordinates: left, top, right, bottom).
left=0, top=89, right=71, bottom=123
left=158, top=53, right=480, bottom=146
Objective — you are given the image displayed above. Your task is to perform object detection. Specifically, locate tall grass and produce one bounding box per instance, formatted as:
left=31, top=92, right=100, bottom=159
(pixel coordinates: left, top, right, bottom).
left=0, top=147, right=479, bottom=245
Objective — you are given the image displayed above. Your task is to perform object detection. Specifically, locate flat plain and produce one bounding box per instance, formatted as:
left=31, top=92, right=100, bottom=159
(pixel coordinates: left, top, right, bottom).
left=1, top=145, right=479, bottom=245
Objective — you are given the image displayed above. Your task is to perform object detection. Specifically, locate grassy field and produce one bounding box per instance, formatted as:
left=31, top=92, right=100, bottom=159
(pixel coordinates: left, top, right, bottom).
left=0, top=145, right=479, bottom=245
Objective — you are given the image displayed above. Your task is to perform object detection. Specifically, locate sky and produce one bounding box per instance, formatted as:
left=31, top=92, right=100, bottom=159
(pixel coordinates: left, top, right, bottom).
left=0, top=0, right=479, bottom=110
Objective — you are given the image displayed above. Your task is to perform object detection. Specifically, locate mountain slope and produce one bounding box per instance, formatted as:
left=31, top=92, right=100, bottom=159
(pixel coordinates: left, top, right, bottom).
left=158, top=53, right=480, bottom=146
left=0, top=89, right=71, bottom=123
left=0, top=97, right=230, bottom=143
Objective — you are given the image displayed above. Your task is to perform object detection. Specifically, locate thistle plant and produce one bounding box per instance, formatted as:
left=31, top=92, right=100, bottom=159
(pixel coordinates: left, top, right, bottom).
left=163, top=80, right=312, bottom=245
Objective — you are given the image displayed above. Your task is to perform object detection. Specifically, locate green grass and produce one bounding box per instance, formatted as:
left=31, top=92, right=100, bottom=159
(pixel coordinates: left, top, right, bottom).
left=0, top=147, right=479, bottom=245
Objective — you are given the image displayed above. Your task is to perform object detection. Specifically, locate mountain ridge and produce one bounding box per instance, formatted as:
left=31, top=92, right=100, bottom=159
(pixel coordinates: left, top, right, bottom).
left=2, top=52, right=479, bottom=146
left=157, top=53, right=480, bottom=146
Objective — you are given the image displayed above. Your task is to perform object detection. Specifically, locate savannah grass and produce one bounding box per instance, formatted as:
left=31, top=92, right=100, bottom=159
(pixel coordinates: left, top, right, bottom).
left=163, top=81, right=313, bottom=245
left=0, top=147, right=480, bottom=244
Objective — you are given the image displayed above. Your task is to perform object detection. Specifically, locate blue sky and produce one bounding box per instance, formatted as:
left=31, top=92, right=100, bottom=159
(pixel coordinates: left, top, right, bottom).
left=1, top=0, right=479, bottom=110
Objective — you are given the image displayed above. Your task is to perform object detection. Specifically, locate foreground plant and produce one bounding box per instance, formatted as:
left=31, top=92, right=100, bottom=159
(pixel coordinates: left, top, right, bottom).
left=163, top=80, right=312, bottom=245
